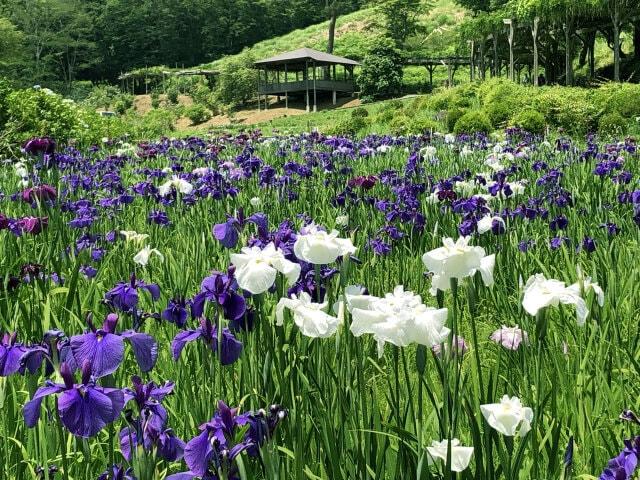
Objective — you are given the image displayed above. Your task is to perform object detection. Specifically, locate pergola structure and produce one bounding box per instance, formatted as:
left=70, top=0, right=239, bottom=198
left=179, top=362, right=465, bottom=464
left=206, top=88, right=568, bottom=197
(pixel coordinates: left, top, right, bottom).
left=254, top=48, right=359, bottom=112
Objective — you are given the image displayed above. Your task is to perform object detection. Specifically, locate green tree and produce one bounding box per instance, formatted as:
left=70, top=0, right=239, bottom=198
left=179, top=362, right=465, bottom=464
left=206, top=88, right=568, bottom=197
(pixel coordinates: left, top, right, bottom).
left=375, top=0, right=430, bottom=46
left=0, top=17, right=24, bottom=68
left=357, top=38, right=403, bottom=100
left=213, top=50, right=259, bottom=107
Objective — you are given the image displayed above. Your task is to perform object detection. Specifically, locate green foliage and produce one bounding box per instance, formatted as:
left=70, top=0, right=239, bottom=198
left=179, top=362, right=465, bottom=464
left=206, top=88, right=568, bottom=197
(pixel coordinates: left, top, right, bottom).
left=510, top=109, right=546, bottom=134
left=409, top=115, right=440, bottom=134
left=84, top=85, right=123, bottom=110
left=351, top=107, right=370, bottom=119
left=598, top=111, right=628, bottom=136
left=446, top=106, right=467, bottom=132
left=166, top=86, right=180, bottom=105
left=4, top=88, right=80, bottom=143
left=114, top=95, right=134, bottom=115
left=358, top=38, right=404, bottom=101
left=453, top=110, right=492, bottom=134
left=151, top=91, right=161, bottom=109
left=376, top=0, right=427, bottom=46
left=214, top=50, right=258, bottom=108
left=326, top=115, right=369, bottom=136
left=533, top=88, right=597, bottom=135
left=0, top=77, right=12, bottom=128
left=592, top=83, right=640, bottom=119
left=184, top=104, right=212, bottom=125
left=389, top=113, right=411, bottom=135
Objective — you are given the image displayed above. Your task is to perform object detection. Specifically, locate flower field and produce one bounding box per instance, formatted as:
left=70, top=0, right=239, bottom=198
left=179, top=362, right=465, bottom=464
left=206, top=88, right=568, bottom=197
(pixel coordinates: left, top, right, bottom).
left=1, top=129, right=640, bottom=480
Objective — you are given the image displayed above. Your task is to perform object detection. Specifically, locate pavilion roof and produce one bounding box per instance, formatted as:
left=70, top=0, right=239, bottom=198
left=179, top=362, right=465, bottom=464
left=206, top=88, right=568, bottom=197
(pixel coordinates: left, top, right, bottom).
left=254, top=48, right=360, bottom=68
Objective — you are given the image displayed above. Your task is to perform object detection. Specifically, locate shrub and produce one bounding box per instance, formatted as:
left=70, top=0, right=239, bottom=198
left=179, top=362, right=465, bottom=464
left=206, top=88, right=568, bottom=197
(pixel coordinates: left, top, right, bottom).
left=374, top=107, right=396, bottom=125
left=598, top=112, right=628, bottom=136
left=84, top=84, right=122, bottom=110
left=113, top=94, right=134, bottom=115
left=151, top=92, right=161, bottom=109
left=0, top=77, right=12, bottom=128
left=190, top=82, right=214, bottom=107
left=510, top=109, right=546, bottom=134
left=485, top=101, right=514, bottom=128
left=351, top=107, right=369, bottom=119
left=166, top=86, right=180, bottom=105
left=389, top=114, right=410, bottom=135
left=592, top=83, right=640, bottom=119
left=137, top=109, right=176, bottom=138
left=327, top=116, right=369, bottom=136
left=453, top=110, right=492, bottom=134
left=357, top=37, right=403, bottom=101
left=446, top=107, right=466, bottom=132
left=185, top=104, right=212, bottom=125
left=533, top=88, right=597, bottom=135
left=214, top=50, right=258, bottom=107
left=409, top=117, right=440, bottom=134
left=5, top=87, right=79, bottom=143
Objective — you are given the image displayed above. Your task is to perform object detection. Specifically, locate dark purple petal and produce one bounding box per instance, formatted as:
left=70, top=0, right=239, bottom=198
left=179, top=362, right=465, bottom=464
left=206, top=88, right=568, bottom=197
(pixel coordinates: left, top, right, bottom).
left=70, top=332, right=124, bottom=378
left=23, top=384, right=65, bottom=427
left=183, top=429, right=213, bottom=476
left=171, top=330, right=202, bottom=360
left=213, top=220, right=238, bottom=248
left=121, top=331, right=158, bottom=372
left=58, top=386, right=124, bottom=437
left=218, top=328, right=243, bottom=365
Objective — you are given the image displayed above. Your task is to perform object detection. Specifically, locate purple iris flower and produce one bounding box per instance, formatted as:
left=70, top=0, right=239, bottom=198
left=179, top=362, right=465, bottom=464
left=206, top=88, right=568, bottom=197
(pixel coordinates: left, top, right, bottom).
left=22, top=185, right=57, bottom=203
left=172, top=318, right=242, bottom=366
left=168, top=401, right=286, bottom=480
left=97, top=464, right=137, bottom=480
left=104, top=274, right=160, bottom=312
left=549, top=215, right=568, bottom=231
left=212, top=209, right=268, bottom=249
left=16, top=216, right=48, bottom=235
left=23, top=361, right=125, bottom=438
left=119, top=376, right=184, bottom=463
left=20, top=329, right=77, bottom=377
left=191, top=268, right=246, bottom=321
left=162, top=297, right=190, bottom=327
left=600, top=222, right=620, bottom=236
left=70, top=314, right=158, bottom=378
left=0, top=332, right=43, bottom=376
left=123, top=376, right=174, bottom=426
left=599, top=436, right=640, bottom=480
left=581, top=236, right=597, bottom=253
left=23, top=137, right=56, bottom=156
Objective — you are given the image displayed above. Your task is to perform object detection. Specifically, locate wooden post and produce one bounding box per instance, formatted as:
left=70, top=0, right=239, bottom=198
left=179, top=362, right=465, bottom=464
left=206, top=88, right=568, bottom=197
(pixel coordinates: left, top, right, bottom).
left=532, top=17, right=540, bottom=86
left=447, top=63, right=453, bottom=87
left=305, top=60, right=310, bottom=112
left=479, top=37, right=486, bottom=80
left=470, top=40, right=476, bottom=81
left=284, top=64, right=288, bottom=110
left=492, top=34, right=499, bottom=77
left=427, top=65, right=434, bottom=87
left=504, top=19, right=515, bottom=81
left=312, top=61, right=317, bottom=112
left=611, top=0, right=621, bottom=82
left=257, top=69, right=261, bottom=112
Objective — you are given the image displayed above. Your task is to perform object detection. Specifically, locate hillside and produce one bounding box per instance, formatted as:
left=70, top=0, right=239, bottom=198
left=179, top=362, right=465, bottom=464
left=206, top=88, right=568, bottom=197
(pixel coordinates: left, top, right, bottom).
left=136, top=0, right=467, bottom=75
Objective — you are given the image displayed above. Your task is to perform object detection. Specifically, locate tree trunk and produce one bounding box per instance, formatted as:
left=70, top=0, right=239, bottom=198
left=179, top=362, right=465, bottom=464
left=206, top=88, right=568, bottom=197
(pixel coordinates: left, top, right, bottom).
left=634, top=20, right=640, bottom=60
left=565, top=9, right=575, bottom=86
left=492, top=34, right=499, bottom=77
left=611, top=0, right=621, bottom=82
left=479, top=39, right=486, bottom=80
left=532, top=17, right=539, bottom=86
left=327, top=1, right=337, bottom=54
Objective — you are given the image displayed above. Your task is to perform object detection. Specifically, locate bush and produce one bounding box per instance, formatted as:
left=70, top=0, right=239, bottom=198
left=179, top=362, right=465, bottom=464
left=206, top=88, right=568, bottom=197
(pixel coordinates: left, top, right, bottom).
left=485, top=101, right=514, bottom=128
left=510, top=109, right=546, bottom=134
left=151, top=92, right=161, bottom=109
left=185, top=104, right=212, bottom=125
left=592, top=83, right=640, bottom=119
left=389, top=114, right=410, bottom=135
left=351, top=107, right=369, bottom=119
left=409, top=117, right=440, bottom=134
left=598, top=112, right=628, bottom=136
left=113, top=94, right=134, bottom=115
left=166, top=86, right=180, bottom=105
left=0, top=77, right=12, bottom=128
left=374, top=106, right=396, bottom=125
left=327, top=116, right=369, bottom=136
left=453, top=110, right=492, bottom=134
left=137, top=109, right=176, bottom=138
left=214, top=50, right=258, bottom=107
left=446, top=107, right=466, bottom=132
left=357, top=38, right=403, bottom=101
left=533, top=88, right=597, bottom=135
left=84, top=84, right=122, bottom=110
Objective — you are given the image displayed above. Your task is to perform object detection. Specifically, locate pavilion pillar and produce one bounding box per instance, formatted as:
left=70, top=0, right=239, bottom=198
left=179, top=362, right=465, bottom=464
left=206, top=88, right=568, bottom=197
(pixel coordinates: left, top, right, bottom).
left=447, top=63, right=453, bottom=87
left=284, top=64, right=288, bottom=110
left=313, top=61, right=317, bottom=112
left=332, top=90, right=337, bottom=105
left=305, top=60, right=310, bottom=113
left=532, top=16, right=539, bottom=86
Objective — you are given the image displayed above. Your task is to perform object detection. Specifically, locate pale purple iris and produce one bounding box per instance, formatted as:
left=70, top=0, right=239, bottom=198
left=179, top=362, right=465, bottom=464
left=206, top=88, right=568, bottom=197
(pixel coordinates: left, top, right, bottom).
left=599, top=436, right=640, bottom=480
left=490, top=325, right=529, bottom=351
left=23, top=361, right=125, bottom=438
left=172, top=318, right=242, bottom=366
left=70, top=313, right=158, bottom=378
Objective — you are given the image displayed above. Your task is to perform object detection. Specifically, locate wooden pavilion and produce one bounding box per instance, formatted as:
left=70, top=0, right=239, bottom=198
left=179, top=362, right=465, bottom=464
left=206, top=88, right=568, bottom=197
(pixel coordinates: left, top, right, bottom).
left=254, top=48, right=359, bottom=112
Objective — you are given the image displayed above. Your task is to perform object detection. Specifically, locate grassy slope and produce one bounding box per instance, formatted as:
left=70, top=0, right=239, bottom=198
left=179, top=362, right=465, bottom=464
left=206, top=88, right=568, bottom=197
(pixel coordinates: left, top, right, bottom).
left=188, top=0, right=466, bottom=71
